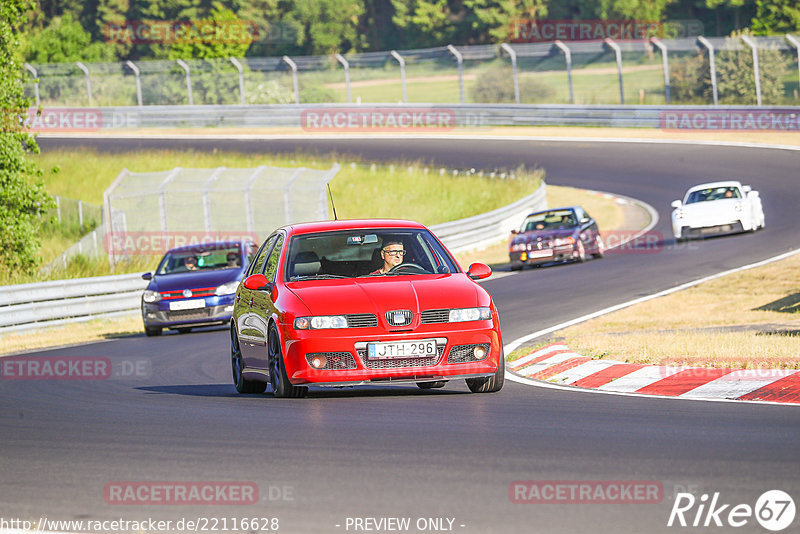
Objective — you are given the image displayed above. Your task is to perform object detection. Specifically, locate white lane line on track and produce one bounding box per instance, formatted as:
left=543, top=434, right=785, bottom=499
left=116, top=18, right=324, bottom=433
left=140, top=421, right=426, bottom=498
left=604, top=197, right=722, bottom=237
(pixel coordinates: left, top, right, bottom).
left=502, top=248, right=800, bottom=406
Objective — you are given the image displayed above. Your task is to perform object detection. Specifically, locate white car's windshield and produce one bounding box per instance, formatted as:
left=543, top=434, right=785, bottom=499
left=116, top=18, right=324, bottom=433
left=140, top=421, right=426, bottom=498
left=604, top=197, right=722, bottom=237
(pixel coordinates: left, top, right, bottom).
left=285, top=229, right=458, bottom=280
left=686, top=186, right=742, bottom=204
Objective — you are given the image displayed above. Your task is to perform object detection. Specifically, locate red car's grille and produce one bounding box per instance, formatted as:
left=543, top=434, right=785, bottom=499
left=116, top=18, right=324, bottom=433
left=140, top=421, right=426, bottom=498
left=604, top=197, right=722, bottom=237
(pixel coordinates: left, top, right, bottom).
left=357, top=347, right=445, bottom=369
left=420, top=309, right=449, bottom=324
left=345, top=314, right=378, bottom=328
left=161, top=287, right=216, bottom=300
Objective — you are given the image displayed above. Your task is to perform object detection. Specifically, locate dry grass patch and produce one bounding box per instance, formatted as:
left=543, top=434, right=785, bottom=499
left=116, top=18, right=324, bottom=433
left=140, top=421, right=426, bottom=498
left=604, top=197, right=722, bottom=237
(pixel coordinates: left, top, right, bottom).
left=558, top=252, right=800, bottom=368
left=0, top=315, right=142, bottom=356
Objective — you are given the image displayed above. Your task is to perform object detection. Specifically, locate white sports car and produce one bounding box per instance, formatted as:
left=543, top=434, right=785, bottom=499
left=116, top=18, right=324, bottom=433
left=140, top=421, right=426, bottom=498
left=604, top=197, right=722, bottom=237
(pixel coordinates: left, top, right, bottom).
left=671, top=181, right=765, bottom=241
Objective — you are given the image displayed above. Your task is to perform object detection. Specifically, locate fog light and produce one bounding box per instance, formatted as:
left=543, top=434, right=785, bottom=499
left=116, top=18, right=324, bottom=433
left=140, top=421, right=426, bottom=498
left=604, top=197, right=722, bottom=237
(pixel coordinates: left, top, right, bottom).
left=473, top=346, right=487, bottom=360
left=520, top=252, right=528, bottom=261
left=310, top=355, right=327, bottom=369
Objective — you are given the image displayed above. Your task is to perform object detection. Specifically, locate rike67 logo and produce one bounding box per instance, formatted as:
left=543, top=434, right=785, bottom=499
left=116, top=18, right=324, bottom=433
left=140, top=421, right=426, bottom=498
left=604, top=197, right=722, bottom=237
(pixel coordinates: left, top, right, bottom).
left=668, top=490, right=796, bottom=531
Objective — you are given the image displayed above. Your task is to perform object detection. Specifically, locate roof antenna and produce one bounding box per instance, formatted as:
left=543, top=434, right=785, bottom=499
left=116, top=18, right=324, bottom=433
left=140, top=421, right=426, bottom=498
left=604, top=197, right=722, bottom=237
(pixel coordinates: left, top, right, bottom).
left=327, top=183, right=338, bottom=220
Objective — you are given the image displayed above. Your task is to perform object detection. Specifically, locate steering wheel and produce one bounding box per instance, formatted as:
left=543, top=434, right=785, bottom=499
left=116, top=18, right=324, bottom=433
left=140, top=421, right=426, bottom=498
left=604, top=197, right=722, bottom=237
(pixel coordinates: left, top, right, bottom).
left=388, top=262, right=429, bottom=274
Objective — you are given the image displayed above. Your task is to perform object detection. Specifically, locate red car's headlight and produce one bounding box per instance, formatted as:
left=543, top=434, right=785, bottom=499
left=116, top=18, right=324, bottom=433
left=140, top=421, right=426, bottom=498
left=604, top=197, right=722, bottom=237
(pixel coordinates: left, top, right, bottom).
left=294, top=315, right=348, bottom=330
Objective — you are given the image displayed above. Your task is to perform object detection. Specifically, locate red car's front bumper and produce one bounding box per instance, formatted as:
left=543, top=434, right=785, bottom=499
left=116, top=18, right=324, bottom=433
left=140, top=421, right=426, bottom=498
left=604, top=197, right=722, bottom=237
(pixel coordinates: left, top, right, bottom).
left=281, top=321, right=502, bottom=386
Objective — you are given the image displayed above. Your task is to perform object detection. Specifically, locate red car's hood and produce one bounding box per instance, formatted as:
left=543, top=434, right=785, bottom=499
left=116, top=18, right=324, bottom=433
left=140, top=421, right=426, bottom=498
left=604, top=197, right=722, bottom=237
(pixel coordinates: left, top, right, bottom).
left=287, top=274, right=484, bottom=317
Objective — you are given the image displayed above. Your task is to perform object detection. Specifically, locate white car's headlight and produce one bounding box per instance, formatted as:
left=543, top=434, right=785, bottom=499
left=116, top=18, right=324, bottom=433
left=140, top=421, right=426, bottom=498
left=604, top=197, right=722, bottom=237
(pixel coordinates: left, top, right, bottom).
left=554, top=236, right=576, bottom=247
left=734, top=202, right=744, bottom=212
left=448, top=307, right=492, bottom=323
left=215, top=280, right=240, bottom=296
left=674, top=209, right=685, bottom=219
left=294, top=315, right=348, bottom=330
left=143, top=289, right=161, bottom=303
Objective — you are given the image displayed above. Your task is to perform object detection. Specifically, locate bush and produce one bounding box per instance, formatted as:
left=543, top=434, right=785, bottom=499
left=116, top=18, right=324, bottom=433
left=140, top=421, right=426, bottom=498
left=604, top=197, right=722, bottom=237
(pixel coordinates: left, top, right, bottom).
left=470, top=67, right=555, bottom=104
left=669, top=34, right=790, bottom=105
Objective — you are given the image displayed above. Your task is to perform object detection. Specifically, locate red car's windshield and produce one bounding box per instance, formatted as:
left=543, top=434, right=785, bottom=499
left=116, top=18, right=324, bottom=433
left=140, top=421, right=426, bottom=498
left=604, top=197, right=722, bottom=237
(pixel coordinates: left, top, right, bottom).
left=285, top=228, right=458, bottom=281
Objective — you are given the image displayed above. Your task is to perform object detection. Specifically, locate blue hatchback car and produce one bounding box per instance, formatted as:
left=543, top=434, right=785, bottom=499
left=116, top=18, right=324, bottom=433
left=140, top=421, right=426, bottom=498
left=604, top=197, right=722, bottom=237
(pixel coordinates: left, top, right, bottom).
left=141, top=240, right=257, bottom=336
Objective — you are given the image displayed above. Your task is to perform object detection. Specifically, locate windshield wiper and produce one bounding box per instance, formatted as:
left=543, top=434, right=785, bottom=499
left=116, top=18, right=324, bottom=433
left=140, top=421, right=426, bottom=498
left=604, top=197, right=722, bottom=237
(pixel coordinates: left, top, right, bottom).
left=290, top=274, right=348, bottom=281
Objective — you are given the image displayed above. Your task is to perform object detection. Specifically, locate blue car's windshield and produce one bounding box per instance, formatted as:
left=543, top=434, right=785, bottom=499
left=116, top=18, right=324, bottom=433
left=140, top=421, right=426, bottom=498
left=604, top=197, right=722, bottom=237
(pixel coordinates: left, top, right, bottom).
left=157, top=246, right=242, bottom=275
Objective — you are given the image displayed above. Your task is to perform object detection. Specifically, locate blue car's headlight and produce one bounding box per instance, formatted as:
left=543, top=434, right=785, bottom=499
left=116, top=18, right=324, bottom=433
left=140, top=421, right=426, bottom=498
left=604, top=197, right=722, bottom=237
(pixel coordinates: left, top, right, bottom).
left=143, top=289, right=161, bottom=303
left=215, top=281, right=240, bottom=296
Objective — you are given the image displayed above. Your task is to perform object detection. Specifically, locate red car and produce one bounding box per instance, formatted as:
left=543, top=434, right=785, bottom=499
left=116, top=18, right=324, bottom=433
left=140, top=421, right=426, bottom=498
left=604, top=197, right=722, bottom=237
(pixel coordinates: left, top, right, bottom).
left=230, top=219, right=504, bottom=398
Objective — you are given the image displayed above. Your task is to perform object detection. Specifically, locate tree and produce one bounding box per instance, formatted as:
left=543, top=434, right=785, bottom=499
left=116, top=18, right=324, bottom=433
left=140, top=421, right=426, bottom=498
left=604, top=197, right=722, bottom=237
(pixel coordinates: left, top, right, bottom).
left=0, top=0, right=54, bottom=275
left=286, top=0, right=366, bottom=54
left=751, top=0, right=800, bottom=34
left=24, top=12, right=116, bottom=63
left=167, top=7, right=253, bottom=60
left=464, top=0, right=549, bottom=43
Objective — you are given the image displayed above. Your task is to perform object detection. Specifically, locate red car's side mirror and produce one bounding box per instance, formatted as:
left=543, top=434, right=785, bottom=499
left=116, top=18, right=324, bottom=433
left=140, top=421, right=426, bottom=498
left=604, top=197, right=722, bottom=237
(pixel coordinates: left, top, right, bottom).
left=467, top=263, right=492, bottom=280
left=243, top=273, right=270, bottom=290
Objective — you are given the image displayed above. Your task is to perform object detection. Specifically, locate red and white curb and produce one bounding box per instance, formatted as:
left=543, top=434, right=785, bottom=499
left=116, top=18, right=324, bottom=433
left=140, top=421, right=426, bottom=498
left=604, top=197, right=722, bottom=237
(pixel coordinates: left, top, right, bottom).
left=508, top=343, right=800, bottom=405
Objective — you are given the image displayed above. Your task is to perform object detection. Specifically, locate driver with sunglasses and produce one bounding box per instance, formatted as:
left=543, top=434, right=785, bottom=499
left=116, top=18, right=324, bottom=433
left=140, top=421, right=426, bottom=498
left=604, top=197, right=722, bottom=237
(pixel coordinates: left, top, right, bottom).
left=371, top=240, right=405, bottom=275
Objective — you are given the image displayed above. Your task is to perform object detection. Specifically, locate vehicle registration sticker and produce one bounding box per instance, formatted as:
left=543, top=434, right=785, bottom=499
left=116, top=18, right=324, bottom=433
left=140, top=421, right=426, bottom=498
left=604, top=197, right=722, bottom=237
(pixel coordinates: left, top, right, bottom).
left=169, top=299, right=206, bottom=311
left=529, top=249, right=553, bottom=258
left=367, top=339, right=437, bottom=360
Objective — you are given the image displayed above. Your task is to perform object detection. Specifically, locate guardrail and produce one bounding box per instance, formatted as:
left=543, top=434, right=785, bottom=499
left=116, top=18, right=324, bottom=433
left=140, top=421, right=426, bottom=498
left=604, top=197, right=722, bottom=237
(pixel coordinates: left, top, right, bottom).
left=0, top=274, right=147, bottom=334
left=0, top=183, right=545, bottom=334
left=28, top=103, right=800, bottom=131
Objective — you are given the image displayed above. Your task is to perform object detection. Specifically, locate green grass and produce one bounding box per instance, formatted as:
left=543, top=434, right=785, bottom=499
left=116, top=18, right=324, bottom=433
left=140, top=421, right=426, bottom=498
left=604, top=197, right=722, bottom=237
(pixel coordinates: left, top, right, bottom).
left=18, top=149, right=542, bottom=285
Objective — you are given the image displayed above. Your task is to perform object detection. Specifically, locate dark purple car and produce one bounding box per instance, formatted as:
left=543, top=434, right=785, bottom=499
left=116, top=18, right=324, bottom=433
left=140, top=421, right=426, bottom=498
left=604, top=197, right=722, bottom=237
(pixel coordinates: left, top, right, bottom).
left=508, top=206, right=604, bottom=270
left=141, top=240, right=257, bottom=336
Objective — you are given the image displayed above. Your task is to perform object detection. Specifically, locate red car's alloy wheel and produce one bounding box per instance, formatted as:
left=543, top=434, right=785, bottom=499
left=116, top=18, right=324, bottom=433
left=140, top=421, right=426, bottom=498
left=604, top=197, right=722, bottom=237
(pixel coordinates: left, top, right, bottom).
left=231, top=328, right=266, bottom=394
left=268, top=325, right=308, bottom=398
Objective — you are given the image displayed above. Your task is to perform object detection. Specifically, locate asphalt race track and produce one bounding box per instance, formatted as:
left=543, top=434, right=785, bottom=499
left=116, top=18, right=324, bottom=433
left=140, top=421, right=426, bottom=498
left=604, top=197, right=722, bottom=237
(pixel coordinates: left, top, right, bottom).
left=2, top=136, right=799, bottom=533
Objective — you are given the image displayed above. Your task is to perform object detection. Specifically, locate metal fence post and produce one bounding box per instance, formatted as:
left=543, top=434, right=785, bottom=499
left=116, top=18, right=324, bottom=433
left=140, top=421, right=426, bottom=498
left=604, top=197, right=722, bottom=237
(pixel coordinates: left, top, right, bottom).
left=78, top=200, right=84, bottom=229
left=553, top=40, right=574, bottom=104
left=785, top=34, right=800, bottom=98
left=56, top=195, right=61, bottom=223
left=741, top=35, right=762, bottom=105
left=447, top=45, right=465, bottom=104
left=500, top=43, right=520, bottom=104
left=390, top=51, right=407, bottom=103
left=229, top=57, right=246, bottom=105
left=125, top=60, right=142, bottom=107
left=24, top=63, right=40, bottom=107
left=244, top=166, right=266, bottom=234
left=282, top=56, right=300, bottom=104
left=76, top=61, right=93, bottom=106
left=283, top=168, right=305, bottom=225
left=176, top=59, right=193, bottom=105
left=604, top=38, right=624, bottom=104
left=650, top=38, right=670, bottom=104
left=697, top=37, right=718, bottom=106
left=202, top=167, right=225, bottom=232
left=335, top=53, right=351, bottom=103
left=157, top=168, right=182, bottom=232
